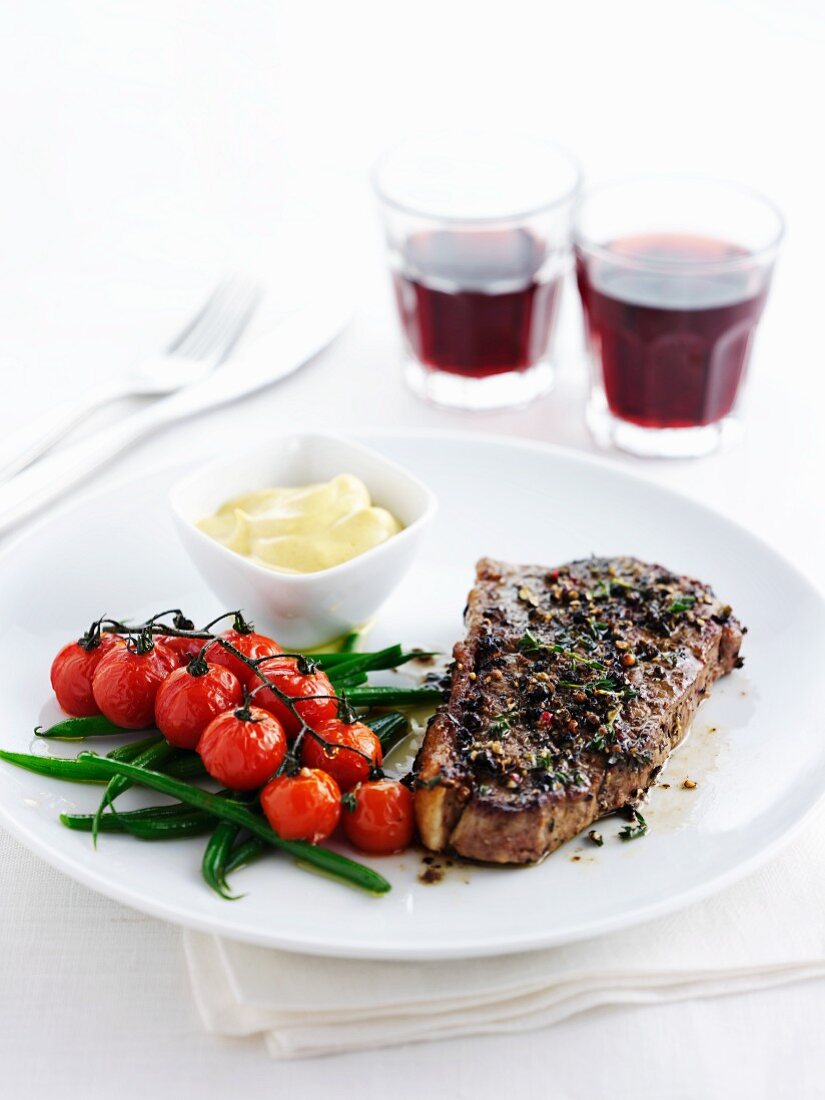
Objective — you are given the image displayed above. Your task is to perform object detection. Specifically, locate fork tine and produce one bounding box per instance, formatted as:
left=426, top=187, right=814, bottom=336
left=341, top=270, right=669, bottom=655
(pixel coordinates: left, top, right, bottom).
left=174, top=280, right=259, bottom=361
left=168, top=278, right=262, bottom=362
left=178, top=280, right=250, bottom=360
left=166, top=280, right=233, bottom=355
left=212, top=284, right=263, bottom=365
left=182, top=281, right=260, bottom=363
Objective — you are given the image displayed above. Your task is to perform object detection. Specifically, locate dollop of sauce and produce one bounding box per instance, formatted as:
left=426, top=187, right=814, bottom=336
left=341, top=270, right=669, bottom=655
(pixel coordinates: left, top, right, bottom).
left=197, top=474, right=402, bottom=574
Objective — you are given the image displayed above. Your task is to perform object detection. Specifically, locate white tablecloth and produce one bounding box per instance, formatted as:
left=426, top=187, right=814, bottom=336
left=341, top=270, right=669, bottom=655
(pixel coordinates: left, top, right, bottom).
left=2, top=824, right=824, bottom=1098
left=1, top=2, right=824, bottom=1096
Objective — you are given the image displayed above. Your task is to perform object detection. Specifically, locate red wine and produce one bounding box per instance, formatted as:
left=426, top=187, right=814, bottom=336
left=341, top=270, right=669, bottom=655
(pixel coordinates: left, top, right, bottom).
left=576, top=234, right=769, bottom=429
left=393, top=229, right=561, bottom=378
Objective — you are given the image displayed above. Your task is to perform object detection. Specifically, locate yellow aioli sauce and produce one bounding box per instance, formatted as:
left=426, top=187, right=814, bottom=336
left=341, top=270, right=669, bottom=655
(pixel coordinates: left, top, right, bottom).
left=197, top=474, right=402, bottom=574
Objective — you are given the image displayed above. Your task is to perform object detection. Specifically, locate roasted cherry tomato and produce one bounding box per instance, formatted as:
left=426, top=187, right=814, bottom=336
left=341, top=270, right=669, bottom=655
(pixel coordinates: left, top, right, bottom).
left=154, top=659, right=244, bottom=750
left=91, top=637, right=178, bottom=729
left=198, top=705, right=287, bottom=791
left=342, top=779, right=415, bottom=854
left=159, top=634, right=209, bottom=666
left=50, top=630, right=124, bottom=717
left=261, top=767, right=341, bottom=843
left=209, top=625, right=282, bottom=688
left=252, top=657, right=337, bottom=738
left=301, top=718, right=382, bottom=792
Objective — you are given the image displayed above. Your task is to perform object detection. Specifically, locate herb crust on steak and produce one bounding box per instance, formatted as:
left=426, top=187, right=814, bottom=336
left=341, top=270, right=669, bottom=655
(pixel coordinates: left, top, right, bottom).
left=413, top=556, right=744, bottom=863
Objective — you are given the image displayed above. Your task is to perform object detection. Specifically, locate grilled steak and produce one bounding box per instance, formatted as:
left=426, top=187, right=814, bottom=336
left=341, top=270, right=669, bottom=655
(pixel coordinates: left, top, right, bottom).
left=414, top=556, right=744, bottom=863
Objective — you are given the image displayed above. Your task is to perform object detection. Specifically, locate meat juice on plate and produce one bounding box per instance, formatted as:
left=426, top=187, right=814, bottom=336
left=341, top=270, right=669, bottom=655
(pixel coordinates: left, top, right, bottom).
left=393, top=228, right=561, bottom=378
left=576, top=234, right=769, bottom=428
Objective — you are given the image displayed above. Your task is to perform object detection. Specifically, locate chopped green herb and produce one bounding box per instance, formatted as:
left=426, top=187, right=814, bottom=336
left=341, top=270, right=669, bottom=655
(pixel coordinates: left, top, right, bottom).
left=552, top=769, right=584, bottom=788
left=488, top=709, right=516, bottom=734
left=618, top=810, right=648, bottom=841
left=341, top=791, right=357, bottom=813
left=518, top=631, right=606, bottom=670
left=587, top=830, right=604, bottom=847
left=534, top=762, right=583, bottom=788
left=587, top=730, right=607, bottom=752
left=519, top=629, right=541, bottom=651
left=668, top=595, right=697, bottom=614
left=591, top=677, right=620, bottom=692
left=583, top=617, right=610, bottom=641
left=565, top=650, right=606, bottom=671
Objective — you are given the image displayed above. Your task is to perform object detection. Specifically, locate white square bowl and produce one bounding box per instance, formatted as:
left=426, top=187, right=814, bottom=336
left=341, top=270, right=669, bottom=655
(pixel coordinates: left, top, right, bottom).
left=168, top=433, right=438, bottom=649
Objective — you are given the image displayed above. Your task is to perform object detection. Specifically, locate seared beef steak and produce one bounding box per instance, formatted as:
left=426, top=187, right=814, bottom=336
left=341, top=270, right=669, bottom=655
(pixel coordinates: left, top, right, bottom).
left=414, top=557, right=744, bottom=863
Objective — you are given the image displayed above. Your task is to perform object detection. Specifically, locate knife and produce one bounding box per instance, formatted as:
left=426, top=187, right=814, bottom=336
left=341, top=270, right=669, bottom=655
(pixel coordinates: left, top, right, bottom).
left=0, top=293, right=351, bottom=536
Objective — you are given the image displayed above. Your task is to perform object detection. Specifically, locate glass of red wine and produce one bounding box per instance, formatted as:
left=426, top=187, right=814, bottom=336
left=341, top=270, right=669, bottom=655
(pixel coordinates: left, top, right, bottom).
left=575, top=177, right=784, bottom=457
left=373, top=133, right=581, bottom=410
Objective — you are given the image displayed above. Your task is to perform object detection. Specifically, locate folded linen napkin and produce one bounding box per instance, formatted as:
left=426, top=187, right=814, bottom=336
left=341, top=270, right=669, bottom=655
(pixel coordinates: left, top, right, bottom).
left=185, top=809, right=825, bottom=1059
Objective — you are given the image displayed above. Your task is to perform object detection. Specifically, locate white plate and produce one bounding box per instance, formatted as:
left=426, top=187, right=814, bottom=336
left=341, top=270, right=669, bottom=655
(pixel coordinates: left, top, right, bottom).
left=1, top=432, right=824, bottom=959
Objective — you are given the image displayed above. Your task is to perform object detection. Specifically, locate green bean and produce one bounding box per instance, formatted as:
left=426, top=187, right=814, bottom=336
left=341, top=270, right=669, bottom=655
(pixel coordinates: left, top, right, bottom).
left=345, top=686, right=443, bottom=708
left=339, top=630, right=361, bottom=653
left=364, top=712, right=409, bottom=752
left=109, top=734, right=164, bottom=761
left=79, top=754, right=391, bottom=895
left=0, top=736, right=203, bottom=789
left=364, top=711, right=405, bottom=735
left=202, top=820, right=244, bottom=899
left=319, top=645, right=437, bottom=678
left=323, top=645, right=405, bottom=680
left=0, top=749, right=114, bottom=783
left=362, top=649, right=437, bottom=672
left=165, top=754, right=208, bottom=780
left=63, top=782, right=230, bottom=839
left=63, top=800, right=200, bottom=826
left=0, top=734, right=162, bottom=784
left=119, top=814, right=214, bottom=839
left=329, top=670, right=369, bottom=691
left=35, top=715, right=139, bottom=740
left=92, top=740, right=176, bottom=841
left=62, top=809, right=215, bottom=839
left=224, top=836, right=267, bottom=875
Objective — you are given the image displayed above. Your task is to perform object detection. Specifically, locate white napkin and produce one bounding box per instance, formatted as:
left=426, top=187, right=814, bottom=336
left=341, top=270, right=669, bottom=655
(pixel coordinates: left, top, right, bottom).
left=185, top=810, right=825, bottom=1059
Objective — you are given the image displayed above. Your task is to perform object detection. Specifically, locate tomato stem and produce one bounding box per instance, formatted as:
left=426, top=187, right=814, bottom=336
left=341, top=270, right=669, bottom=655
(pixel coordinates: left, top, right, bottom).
left=200, top=609, right=244, bottom=633
left=78, top=616, right=105, bottom=652
left=131, top=626, right=157, bottom=656
left=233, top=696, right=260, bottom=723
left=186, top=652, right=210, bottom=678
left=145, top=608, right=190, bottom=627
left=336, top=692, right=357, bottom=724
left=231, top=611, right=254, bottom=635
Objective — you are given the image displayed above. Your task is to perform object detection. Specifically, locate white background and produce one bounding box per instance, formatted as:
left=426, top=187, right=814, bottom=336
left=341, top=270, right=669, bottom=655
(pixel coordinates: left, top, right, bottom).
left=0, top=2, right=823, bottom=1097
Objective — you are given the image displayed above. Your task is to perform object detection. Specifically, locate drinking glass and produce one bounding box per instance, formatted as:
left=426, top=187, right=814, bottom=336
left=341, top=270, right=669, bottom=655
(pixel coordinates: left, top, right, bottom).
left=373, top=133, right=581, bottom=410
left=574, top=177, right=784, bottom=457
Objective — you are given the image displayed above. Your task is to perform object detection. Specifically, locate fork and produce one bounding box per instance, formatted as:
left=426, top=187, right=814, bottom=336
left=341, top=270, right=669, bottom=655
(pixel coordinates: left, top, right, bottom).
left=0, top=278, right=262, bottom=483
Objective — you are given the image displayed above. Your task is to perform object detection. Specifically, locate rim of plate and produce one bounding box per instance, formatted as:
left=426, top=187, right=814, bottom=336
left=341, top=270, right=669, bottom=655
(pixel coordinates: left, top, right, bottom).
left=0, top=428, right=823, bottom=959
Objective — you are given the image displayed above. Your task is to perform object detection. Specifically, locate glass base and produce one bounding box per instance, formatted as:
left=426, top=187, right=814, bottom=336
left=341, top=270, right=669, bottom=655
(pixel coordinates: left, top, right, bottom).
left=405, top=357, right=554, bottom=411
left=586, top=393, right=741, bottom=458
